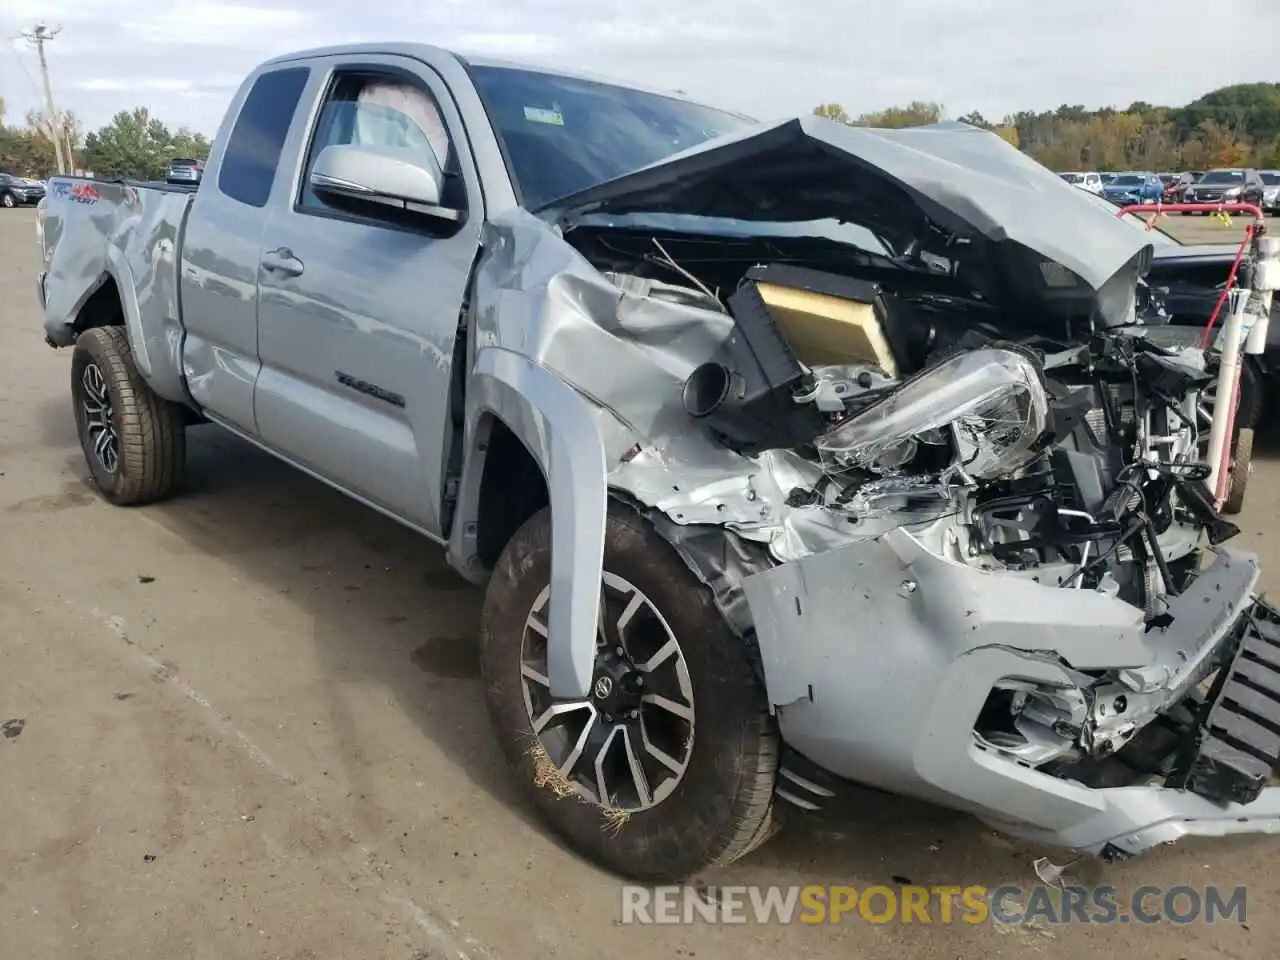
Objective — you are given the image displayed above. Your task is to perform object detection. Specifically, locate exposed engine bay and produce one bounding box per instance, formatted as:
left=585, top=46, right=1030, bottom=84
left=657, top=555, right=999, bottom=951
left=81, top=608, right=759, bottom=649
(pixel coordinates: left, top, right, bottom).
left=593, top=241, right=1235, bottom=613
left=580, top=227, right=1275, bottom=844
left=482, top=116, right=1280, bottom=859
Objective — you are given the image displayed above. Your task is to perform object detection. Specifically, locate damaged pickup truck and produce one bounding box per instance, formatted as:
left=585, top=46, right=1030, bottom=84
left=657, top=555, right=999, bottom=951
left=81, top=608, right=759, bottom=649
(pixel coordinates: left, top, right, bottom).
left=36, top=43, right=1280, bottom=882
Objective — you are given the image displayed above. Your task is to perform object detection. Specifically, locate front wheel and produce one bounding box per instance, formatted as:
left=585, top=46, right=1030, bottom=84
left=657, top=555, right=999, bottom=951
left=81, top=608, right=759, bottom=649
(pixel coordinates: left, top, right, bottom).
left=479, top=503, right=779, bottom=882
left=71, top=326, right=186, bottom=505
left=1223, top=428, right=1254, bottom=515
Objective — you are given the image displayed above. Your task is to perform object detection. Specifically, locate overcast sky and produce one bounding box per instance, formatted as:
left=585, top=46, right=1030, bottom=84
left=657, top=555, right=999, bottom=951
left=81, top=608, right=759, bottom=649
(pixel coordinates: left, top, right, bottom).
left=3, top=0, right=1278, bottom=137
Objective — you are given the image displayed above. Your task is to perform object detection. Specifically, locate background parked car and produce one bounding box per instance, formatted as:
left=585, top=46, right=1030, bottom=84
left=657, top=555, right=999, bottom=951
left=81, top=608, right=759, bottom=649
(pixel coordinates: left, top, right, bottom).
left=1058, top=171, right=1103, bottom=193
left=1182, top=168, right=1266, bottom=212
left=165, top=158, right=204, bottom=185
left=1101, top=171, right=1163, bottom=205
left=1261, top=170, right=1280, bottom=213
left=0, top=172, right=46, bottom=208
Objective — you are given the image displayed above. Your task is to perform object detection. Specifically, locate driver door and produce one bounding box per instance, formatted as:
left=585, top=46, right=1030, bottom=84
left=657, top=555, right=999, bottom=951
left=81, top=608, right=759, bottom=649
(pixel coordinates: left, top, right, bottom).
left=252, top=55, right=484, bottom=534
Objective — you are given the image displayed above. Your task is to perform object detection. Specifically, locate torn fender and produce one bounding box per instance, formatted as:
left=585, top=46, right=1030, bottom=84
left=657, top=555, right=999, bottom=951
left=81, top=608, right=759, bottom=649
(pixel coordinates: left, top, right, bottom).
left=463, top=347, right=609, bottom=699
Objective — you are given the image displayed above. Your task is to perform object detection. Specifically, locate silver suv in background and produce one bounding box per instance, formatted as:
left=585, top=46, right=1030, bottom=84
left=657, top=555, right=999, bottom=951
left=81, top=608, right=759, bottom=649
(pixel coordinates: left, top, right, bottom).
left=0, top=171, right=46, bottom=207
left=165, top=158, right=204, bottom=185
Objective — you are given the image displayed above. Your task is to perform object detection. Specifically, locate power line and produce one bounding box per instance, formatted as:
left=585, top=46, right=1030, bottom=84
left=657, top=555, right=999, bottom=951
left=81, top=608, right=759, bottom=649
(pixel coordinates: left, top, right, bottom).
left=19, top=23, right=71, bottom=174
left=4, top=35, right=45, bottom=103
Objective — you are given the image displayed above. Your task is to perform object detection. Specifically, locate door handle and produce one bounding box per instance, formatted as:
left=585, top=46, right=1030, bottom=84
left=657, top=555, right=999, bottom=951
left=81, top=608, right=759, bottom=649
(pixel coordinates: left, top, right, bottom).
left=261, top=247, right=305, bottom=278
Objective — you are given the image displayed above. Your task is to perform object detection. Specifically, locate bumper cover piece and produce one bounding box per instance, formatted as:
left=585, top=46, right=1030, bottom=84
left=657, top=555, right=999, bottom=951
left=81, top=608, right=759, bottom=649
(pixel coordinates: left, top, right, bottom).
left=1177, top=602, right=1280, bottom=806
left=741, top=532, right=1280, bottom=858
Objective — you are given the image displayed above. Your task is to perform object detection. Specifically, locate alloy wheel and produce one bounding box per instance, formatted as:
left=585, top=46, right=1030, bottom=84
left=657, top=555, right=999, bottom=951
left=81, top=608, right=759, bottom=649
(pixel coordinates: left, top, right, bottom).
left=80, top=361, right=119, bottom=473
left=520, top=571, right=696, bottom=812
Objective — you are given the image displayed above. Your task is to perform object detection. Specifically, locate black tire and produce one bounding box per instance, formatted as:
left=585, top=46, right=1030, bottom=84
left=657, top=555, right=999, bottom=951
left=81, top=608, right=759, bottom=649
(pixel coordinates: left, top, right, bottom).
left=1223, top=427, right=1254, bottom=515
left=1236, top=358, right=1264, bottom=431
left=71, top=326, right=186, bottom=505
left=0, top=192, right=15, bottom=209
left=479, top=503, right=779, bottom=882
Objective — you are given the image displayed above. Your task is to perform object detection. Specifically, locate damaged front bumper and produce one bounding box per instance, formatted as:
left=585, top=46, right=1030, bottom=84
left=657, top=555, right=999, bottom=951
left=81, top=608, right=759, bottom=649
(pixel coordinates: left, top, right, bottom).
left=741, top=530, right=1280, bottom=858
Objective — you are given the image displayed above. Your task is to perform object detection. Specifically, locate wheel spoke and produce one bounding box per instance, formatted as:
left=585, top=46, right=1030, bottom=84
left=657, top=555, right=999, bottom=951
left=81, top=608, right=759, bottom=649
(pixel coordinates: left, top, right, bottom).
left=620, top=727, right=653, bottom=808
left=641, top=693, right=693, bottom=722
left=640, top=713, right=687, bottom=775
left=93, top=426, right=114, bottom=460
left=596, top=588, right=611, bottom=651
left=592, top=725, right=622, bottom=804
left=558, top=713, right=598, bottom=777
left=520, top=663, right=549, bottom=688
left=615, top=590, right=644, bottom=635
left=531, top=700, right=591, bottom=735
left=635, top=638, right=677, bottom=673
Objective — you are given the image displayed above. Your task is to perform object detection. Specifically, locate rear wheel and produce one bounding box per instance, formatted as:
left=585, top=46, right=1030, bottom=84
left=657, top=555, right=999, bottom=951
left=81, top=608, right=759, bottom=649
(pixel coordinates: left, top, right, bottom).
left=0, top=192, right=15, bottom=209
left=71, top=326, right=186, bottom=505
left=479, top=502, right=779, bottom=882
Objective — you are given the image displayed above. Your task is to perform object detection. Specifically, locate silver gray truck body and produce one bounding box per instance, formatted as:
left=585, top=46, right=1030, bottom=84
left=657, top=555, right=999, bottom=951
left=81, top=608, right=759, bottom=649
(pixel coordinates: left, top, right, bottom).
left=36, top=43, right=1280, bottom=867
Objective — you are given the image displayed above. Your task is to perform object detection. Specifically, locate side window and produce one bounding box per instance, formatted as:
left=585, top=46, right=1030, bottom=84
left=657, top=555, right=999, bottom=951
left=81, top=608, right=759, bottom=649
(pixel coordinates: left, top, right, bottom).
left=298, top=71, right=458, bottom=215
left=218, top=67, right=310, bottom=208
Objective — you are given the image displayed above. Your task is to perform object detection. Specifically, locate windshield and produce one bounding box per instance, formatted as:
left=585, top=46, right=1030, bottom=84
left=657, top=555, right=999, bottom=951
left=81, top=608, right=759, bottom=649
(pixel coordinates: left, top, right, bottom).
left=1111, top=175, right=1144, bottom=185
left=1159, top=174, right=1175, bottom=184
left=1060, top=173, right=1083, bottom=183
left=467, top=64, right=751, bottom=210
left=1200, top=170, right=1245, bottom=184
left=1261, top=172, right=1280, bottom=185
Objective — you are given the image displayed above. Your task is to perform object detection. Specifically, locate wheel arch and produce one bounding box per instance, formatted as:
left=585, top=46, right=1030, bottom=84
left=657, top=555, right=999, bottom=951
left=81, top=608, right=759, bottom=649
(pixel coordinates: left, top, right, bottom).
left=448, top=348, right=619, bottom=700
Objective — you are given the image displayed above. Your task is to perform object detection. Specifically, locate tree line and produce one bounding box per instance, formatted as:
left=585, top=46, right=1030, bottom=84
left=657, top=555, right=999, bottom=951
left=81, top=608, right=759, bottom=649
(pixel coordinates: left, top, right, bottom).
left=814, top=82, right=1280, bottom=171
left=4, top=79, right=1279, bottom=181
left=0, top=95, right=211, bottom=180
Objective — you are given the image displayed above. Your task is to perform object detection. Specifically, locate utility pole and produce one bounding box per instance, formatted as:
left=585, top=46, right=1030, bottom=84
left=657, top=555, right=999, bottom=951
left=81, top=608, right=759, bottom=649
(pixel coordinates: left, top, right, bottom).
left=22, top=23, right=69, bottom=174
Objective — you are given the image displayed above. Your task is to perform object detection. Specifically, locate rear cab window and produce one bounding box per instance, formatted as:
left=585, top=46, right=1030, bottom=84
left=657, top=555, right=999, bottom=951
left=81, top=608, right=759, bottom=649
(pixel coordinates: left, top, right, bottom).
left=218, top=66, right=311, bottom=208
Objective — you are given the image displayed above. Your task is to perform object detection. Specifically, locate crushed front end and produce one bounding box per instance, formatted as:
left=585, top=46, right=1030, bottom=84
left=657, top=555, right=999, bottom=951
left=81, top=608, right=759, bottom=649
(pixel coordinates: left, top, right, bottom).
left=493, top=117, right=1280, bottom=859
left=605, top=262, right=1278, bottom=859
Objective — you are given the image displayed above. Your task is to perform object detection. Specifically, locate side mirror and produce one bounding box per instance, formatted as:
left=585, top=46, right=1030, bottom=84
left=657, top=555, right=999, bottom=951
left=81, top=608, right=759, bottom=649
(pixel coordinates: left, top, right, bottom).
left=309, top=144, right=461, bottom=223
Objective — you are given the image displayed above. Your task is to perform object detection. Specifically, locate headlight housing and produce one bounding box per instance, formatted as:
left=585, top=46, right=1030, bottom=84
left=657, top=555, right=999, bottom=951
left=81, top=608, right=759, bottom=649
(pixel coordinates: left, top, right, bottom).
left=815, top=348, right=1049, bottom=479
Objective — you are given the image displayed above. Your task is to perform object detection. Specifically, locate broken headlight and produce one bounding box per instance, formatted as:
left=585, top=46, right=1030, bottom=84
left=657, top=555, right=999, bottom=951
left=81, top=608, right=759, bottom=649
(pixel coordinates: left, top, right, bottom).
left=815, top=347, right=1049, bottom=480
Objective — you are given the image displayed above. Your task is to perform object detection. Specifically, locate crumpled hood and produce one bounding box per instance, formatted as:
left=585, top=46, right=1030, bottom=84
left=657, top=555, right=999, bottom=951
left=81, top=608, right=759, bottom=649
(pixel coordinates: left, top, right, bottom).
left=539, top=116, right=1154, bottom=326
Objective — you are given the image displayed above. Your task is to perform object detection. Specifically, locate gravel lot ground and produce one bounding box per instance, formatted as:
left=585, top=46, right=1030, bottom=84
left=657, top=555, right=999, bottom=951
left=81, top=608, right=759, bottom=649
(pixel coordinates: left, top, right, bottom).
left=2, top=206, right=1278, bottom=960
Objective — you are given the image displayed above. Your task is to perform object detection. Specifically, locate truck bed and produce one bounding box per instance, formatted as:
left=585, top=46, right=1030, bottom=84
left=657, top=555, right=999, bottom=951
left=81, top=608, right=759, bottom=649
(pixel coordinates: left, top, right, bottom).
left=38, top=176, right=197, bottom=361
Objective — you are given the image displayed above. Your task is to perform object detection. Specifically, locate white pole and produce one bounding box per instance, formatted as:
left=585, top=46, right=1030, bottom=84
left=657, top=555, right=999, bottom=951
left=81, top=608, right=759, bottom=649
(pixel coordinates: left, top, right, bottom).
left=1205, top=288, right=1250, bottom=502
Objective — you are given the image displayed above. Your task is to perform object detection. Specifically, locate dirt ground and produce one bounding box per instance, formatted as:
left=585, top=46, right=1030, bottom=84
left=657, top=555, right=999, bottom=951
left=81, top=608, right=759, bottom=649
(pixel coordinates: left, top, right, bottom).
left=2, top=206, right=1278, bottom=960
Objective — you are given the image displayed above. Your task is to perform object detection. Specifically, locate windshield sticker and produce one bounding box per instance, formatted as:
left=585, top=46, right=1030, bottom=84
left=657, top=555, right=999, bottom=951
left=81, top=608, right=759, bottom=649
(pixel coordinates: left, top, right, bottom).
left=523, top=106, right=565, bottom=126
